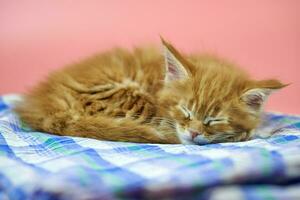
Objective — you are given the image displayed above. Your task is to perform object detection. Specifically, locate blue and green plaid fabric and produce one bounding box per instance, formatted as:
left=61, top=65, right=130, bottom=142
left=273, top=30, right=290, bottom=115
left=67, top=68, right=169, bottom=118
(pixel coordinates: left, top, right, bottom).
left=0, top=94, right=299, bottom=200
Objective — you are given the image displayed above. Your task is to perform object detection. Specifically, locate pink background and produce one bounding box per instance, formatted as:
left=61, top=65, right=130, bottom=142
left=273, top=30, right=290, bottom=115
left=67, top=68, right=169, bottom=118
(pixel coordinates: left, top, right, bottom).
left=0, top=1, right=299, bottom=114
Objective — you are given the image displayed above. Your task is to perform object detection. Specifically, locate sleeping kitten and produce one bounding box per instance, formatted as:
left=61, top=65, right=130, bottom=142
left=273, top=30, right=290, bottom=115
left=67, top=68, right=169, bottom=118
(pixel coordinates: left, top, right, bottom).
left=15, top=38, right=286, bottom=145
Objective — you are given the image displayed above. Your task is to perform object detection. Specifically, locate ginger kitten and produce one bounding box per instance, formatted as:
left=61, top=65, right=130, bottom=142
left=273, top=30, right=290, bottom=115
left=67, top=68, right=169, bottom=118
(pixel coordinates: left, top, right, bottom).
left=15, top=38, right=286, bottom=145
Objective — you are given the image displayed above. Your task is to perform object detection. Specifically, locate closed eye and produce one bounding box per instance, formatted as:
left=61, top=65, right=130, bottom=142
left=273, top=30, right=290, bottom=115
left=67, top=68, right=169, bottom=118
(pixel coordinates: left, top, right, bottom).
left=179, top=105, right=192, bottom=120
left=203, top=117, right=228, bottom=126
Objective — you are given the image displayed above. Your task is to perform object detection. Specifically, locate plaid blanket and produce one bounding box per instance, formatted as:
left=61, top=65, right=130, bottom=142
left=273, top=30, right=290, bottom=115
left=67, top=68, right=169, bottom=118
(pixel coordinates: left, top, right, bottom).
left=0, top=94, right=299, bottom=200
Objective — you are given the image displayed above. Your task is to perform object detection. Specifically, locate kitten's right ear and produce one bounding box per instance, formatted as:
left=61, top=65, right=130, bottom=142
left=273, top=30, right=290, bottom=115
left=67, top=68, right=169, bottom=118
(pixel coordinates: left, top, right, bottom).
left=161, top=37, right=189, bottom=82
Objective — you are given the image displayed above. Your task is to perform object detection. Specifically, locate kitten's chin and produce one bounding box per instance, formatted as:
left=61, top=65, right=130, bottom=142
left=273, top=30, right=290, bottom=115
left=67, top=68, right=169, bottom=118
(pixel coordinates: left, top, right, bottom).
left=192, top=135, right=210, bottom=145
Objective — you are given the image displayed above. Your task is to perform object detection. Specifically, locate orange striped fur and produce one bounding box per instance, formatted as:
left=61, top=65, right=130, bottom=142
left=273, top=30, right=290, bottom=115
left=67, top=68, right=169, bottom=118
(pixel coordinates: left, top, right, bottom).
left=15, top=39, right=286, bottom=144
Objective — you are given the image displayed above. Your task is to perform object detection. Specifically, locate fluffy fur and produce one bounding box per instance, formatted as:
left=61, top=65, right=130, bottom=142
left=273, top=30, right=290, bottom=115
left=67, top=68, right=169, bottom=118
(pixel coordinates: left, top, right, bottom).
left=15, top=39, right=286, bottom=144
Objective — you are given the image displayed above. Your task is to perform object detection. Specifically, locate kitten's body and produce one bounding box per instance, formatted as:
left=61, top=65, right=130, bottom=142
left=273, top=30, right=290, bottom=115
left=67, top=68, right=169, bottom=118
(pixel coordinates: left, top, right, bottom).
left=17, top=48, right=175, bottom=143
left=16, top=40, right=285, bottom=144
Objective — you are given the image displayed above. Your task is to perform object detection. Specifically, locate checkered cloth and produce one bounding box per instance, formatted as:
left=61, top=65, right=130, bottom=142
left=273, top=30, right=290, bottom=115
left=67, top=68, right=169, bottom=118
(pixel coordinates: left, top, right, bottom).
left=0, top=94, right=300, bottom=200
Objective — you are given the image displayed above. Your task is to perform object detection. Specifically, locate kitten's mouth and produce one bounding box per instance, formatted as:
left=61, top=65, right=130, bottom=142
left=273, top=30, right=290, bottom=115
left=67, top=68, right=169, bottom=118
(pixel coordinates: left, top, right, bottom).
left=188, top=130, right=210, bottom=145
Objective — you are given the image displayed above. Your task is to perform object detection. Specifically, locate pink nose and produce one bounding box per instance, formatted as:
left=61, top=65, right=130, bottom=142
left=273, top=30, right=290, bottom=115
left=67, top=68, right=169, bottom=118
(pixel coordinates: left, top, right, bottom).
left=190, top=130, right=201, bottom=139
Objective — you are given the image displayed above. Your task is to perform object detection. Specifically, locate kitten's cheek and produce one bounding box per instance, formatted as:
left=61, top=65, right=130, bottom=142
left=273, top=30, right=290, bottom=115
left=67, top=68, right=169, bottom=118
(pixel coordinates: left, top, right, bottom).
left=178, top=133, right=193, bottom=143
left=176, top=130, right=195, bottom=145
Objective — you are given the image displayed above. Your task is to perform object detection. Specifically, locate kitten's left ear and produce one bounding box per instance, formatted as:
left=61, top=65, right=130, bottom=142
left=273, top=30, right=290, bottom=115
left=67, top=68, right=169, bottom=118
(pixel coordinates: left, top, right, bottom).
left=241, top=79, right=288, bottom=112
left=161, top=37, right=190, bottom=82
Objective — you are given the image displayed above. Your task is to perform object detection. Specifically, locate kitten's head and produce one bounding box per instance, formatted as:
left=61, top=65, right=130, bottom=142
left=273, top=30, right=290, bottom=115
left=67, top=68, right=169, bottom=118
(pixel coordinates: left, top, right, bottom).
left=158, top=38, right=287, bottom=144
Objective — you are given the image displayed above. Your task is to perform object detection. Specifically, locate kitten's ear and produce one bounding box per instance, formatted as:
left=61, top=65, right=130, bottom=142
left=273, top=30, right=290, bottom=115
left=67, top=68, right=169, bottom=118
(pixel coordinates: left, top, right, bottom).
left=241, top=88, right=273, bottom=112
left=241, top=79, right=288, bottom=112
left=161, top=37, right=189, bottom=82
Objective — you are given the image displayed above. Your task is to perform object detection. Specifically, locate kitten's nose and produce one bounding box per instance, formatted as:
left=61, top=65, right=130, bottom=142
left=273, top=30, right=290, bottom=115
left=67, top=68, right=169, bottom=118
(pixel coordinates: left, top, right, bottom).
left=189, top=129, right=210, bottom=145
left=189, top=130, right=201, bottom=139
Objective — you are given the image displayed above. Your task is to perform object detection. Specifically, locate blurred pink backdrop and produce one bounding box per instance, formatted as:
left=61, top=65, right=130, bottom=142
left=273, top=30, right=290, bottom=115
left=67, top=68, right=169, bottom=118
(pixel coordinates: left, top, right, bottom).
left=0, top=1, right=299, bottom=114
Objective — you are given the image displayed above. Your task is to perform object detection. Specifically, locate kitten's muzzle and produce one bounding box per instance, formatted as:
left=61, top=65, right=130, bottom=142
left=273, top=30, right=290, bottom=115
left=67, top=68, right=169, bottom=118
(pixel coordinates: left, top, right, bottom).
left=189, top=130, right=200, bottom=139
left=189, top=130, right=201, bottom=139
left=189, top=129, right=210, bottom=145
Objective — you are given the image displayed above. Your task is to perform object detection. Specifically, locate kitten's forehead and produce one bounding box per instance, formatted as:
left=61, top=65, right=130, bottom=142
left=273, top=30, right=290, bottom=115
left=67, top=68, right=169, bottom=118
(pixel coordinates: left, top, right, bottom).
left=188, top=82, right=243, bottom=117
left=191, top=67, right=248, bottom=108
